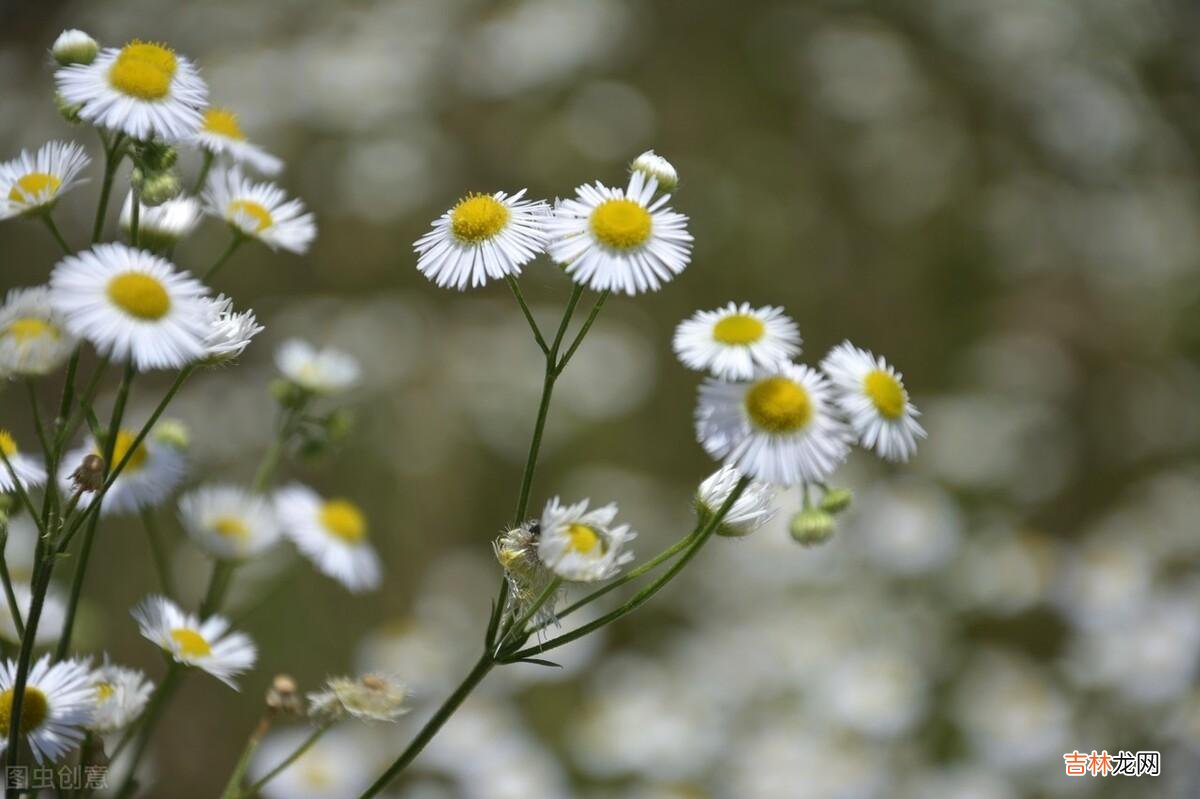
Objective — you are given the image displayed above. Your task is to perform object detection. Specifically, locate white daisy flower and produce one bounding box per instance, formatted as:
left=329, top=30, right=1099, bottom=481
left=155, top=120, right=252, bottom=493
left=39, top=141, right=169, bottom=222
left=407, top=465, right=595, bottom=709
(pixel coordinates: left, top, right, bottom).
left=546, top=170, right=692, bottom=296
left=673, top=302, right=802, bottom=380
left=695, top=362, right=852, bottom=486
left=0, top=430, right=46, bottom=493
left=275, top=484, right=382, bottom=593
left=249, top=727, right=374, bottom=799
left=0, top=654, right=94, bottom=764
left=60, top=427, right=187, bottom=516
left=87, top=660, right=153, bottom=733
left=55, top=40, right=207, bottom=142
left=132, top=595, right=256, bottom=689
left=821, top=341, right=926, bottom=463
left=51, top=30, right=99, bottom=67
left=538, top=497, right=636, bottom=582
left=178, top=484, right=280, bottom=561
left=119, top=192, right=201, bottom=250
left=202, top=165, right=315, bottom=253
left=0, top=141, right=90, bottom=221
left=200, top=294, right=262, bottom=364
left=193, top=107, right=282, bottom=175
left=0, top=583, right=67, bottom=647
left=308, top=673, right=408, bottom=723
left=413, top=190, right=549, bottom=290
left=275, top=339, right=359, bottom=395
left=630, top=149, right=678, bottom=192
left=49, top=243, right=212, bottom=371
left=696, top=465, right=776, bottom=538
left=0, top=287, right=78, bottom=377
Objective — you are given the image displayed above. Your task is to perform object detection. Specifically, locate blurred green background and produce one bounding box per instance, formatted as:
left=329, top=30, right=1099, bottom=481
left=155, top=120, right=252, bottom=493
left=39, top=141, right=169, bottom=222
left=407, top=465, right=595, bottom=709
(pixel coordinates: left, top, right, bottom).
left=3, top=0, right=1200, bottom=797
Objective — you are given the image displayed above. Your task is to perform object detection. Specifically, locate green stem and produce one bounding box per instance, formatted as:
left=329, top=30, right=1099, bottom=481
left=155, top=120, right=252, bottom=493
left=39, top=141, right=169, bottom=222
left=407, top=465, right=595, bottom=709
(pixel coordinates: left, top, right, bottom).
left=237, top=721, right=332, bottom=798
left=0, top=528, right=24, bottom=640
left=41, top=214, right=72, bottom=254
left=218, top=713, right=275, bottom=799
left=356, top=654, right=494, bottom=799
left=91, top=132, right=125, bottom=244
left=555, top=290, right=609, bottom=374
left=0, top=450, right=48, bottom=537
left=2, top=563, right=53, bottom=794
left=205, top=234, right=244, bottom=282
left=493, top=577, right=561, bottom=653
left=194, top=151, right=214, bottom=194
left=111, top=662, right=183, bottom=798
left=199, top=560, right=235, bottom=618
left=129, top=184, right=141, bottom=248
left=504, top=277, right=549, bottom=354
left=140, top=508, right=174, bottom=597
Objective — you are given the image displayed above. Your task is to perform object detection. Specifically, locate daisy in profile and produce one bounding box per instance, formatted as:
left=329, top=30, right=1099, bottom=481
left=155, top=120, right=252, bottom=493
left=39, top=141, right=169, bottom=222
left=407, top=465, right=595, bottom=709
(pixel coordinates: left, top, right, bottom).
left=132, top=595, right=256, bottom=688
left=55, top=39, right=207, bottom=141
left=538, top=497, right=636, bottom=582
left=60, top=427, right=187, bottom=516
left=546, top=170, right=692, bottom=295
left=87, top=660, right=153, bottom=734
left=0, top=429, right=46, bottom=493
left=200, top=294, right=262, bottom=364
left=695, top=465, right=776, bottom=538
left=0, top=287, right=77, bottom=377
left=49, top=243, right=212, bottom=371
left=275, top=484, right=381, bottom=592
left=0, top=583, right=66, bottom=647
left=178, top=484, right=280, bottom=561
left=0, top=655, right=94, bottom=764
left=413, top=190, right=548, bottom=290
left=202, top=166, right=315, bottom=253
left=120, top=192, right=202, bottom=250
left=674, top=302, right=802, bottom=380
left=308, top=673, right=408, bottom=723
left=193, top=107, right=282, bottom=175
left=275, top=338, right=359, bottom=395
left=821, top=341, right=926, bottom=462
left=0, top=140, right=90, bottom=221
left=696, top=362, right=851, bottom=486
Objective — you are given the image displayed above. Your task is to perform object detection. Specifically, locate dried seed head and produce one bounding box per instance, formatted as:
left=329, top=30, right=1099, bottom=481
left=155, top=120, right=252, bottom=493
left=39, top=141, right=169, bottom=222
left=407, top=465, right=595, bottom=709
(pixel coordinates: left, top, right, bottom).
left=266, top=673, right=303, bottom=715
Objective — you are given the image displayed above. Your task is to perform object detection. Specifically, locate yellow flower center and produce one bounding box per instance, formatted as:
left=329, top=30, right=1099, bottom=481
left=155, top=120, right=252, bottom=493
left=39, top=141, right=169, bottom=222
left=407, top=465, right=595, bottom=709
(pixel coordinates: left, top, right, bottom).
left=95, top=682, right=115, bottom=702
left=566, top=523, right=602, bottom=554
left=202, top=108, right=246, bottom=140
left=8, top=173, right=61, bottom=204
left=228, top=199, right=273, bottom=232
left=450, top=194, right=510, bottom=243
left=170, top=628, right=211, bottom=658
left=108, top=430, right=149, bottom=473
left=0, top=431, right=18, bottom=458
left=590, top=198, right=652, bottom=250
left=712, top=314, right=765, bottom=345
left=320, top=500, right=367, bottom=543
left=107, top=272, right=171, bottom=320
left=745, top=376, right=812, bottom=433
left=108, top=41, right=177, bottom=100
left=863, top=369, right=906, bottom=420
left=300, top=760, right=333, bottom=788
left=212, top=515, right=250, bottom=540
left=4, top=318, right=58, bottom=342
left=0, top=687, right=48, bottom=736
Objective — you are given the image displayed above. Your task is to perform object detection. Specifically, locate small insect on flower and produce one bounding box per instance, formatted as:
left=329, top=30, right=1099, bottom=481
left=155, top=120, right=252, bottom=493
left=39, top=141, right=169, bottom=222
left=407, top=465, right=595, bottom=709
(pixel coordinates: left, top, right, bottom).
left=51, top=29, right=99, bottom=67
left=0, top=140, right=90, bottom=221
left=55, top=39, right=208, bottom=141
left=695, top=362, right=852, bottom=486
left=0, top=655, right=95, bottom=764
left=132, top=595, right=256, bottom=689
left=120, top=191, right=202, bottom=250
left=495, top=523, right=560, bottom=628
left=0, top=287, right=78, bottom=378
left=674, top=302, right=802, bottom=381
left=193, top=107, right=282, bottom=175
left=695, top=465, right=776, bottom=538
left=179, top=484, right=281, bottom=561
left=200, top=294, right=263, bottom=364
left=275, top=484, right=382, bottom=593
left=49, top=243, right=213, bottom=371
left=308, top=673, right=408, bottom=723
left=203, top=165, right=315, bottom=253
left=546, top=168, right=692, bottom=296
left=538, top=497, right=636, bottom=582
left=87, top=660, right=153, bottom=734
left=60, top=427, right=187, bottom=516
left=821, top=341, right=926, bottom=463
left=413, top=189, right=550, bottom=290
left=0, top=429, right=47, bottom=493
left=275, top=338, right=360, bottom=395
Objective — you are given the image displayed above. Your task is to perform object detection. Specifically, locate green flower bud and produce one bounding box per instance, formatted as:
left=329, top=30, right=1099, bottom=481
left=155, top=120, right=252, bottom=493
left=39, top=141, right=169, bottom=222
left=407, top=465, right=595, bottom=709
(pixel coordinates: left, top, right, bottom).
left=54, top=92, right=84, bottom=125
left=819, top=488, right=853, bottom=515
left=138, top=172, right=182, bottom=207
left=52, top=30, right=98, bottom=66
left=630, top=150, right=678, bottom=192
left=324, top=409, right=355, bottom=442
left=789, top=509, right=836, bottom=547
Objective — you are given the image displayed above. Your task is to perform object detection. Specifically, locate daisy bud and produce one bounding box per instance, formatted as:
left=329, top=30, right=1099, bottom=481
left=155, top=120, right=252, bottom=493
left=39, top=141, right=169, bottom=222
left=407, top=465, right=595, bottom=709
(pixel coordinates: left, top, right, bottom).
left=790, top=508, right=836, bottom=547
left=134, top=141, right=178, bottom=173
left=324, top=409, right=355, bottom=443
left=136, top=171, right=182, bottom=208
left=51, top=30, right=99, bottom=66
left=819, top=487, right=853, bottom=515
left=55, top=92, right=84, bottom=125
left=266, top=674, right=303, bottom=716
left=630, top=149, right=678, bottom=192
left=71, top=453, right=105, bottom=493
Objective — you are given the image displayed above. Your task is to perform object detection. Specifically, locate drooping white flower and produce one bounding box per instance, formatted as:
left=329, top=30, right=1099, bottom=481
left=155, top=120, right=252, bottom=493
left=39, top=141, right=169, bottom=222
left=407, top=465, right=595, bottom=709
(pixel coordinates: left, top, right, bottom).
left=275, top=484, right=382, bottom=593
left=821, top=341, right=926, bottom=463
left=0, top=141, right=90, bottom=220
left=538, top=497, right=636, bottom=582
left=199, top=294, right=262, bottom=364
left=0, top=655, right=94, bottom=764
left=119, top=192, right=202, bottom=249
left=192, top=107, right=282, bottom=175
left=673, top=302, right=801, bottom=380
left=132, top=595, right=256, bottom=689
left=202, top=165, right=315, bottom=253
